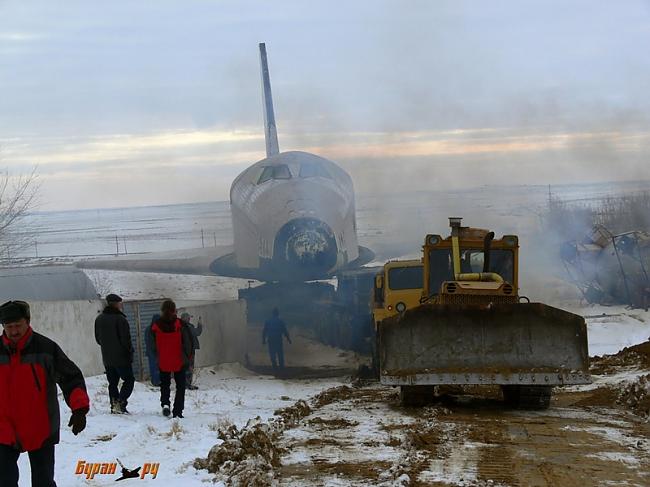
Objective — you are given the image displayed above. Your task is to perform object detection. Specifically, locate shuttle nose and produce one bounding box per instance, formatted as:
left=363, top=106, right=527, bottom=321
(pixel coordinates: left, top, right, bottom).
left=274, top=218, right=337, bottom=274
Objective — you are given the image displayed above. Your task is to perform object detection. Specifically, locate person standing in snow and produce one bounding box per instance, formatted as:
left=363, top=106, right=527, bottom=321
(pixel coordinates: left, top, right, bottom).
left=180, top=312, right=202, bottom=390
left=0, top=300, right=90, bottom=487
left=145, top=314, right=161, bottom=387
left=262, top=307, right=291, bottom=370
left=148, top=300, right=193, bottom=418
left=94, top=293, right=135, bottom=414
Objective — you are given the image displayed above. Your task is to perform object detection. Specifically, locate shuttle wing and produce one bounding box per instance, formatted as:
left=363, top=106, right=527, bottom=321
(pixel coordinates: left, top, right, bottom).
left=77, top=247, right=233, bottom=276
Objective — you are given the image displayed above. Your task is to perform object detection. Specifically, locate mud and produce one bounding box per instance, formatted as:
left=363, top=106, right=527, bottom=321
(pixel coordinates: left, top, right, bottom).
left=311, top=459, right=393, bottom=480
left=307, top=417, right=359, bottom=429
left=617, top=374, right=650, bottom=417
left=590, top=339, right=650, bottom=374
left=280, top=385, right=650, bottom=486
left=311, top=384, right=354, bottom=408
left=274, top=399, right=311, bottom=426
left=194, top=417, right=284, bottom=486
left=199, top=368, right=650, bottom=486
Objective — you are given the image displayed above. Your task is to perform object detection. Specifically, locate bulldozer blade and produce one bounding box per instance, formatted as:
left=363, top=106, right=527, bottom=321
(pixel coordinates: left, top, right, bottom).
left=378, top=303, right=590, bottom=386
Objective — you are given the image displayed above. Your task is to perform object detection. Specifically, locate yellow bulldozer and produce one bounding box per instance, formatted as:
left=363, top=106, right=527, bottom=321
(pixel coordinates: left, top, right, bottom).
left=375, top=217, right=591, bottom=408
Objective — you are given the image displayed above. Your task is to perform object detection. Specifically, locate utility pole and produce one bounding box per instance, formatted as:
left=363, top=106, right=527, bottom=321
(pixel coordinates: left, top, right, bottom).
left=213, top=232, right=217, bottom=247
left=115, top=235, right=119, bottom=255
left=201, top=228, right=205, bottom=248
left=34, top=240, right=38, bottom=258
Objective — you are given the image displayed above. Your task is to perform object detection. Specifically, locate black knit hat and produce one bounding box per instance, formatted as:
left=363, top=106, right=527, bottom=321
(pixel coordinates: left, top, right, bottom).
left=0, top=301, right=31, bottom=324
left=106, top=294, right=123, bottom=303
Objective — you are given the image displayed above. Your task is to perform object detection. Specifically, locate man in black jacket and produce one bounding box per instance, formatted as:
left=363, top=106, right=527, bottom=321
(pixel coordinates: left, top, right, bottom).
left=0, top=300, right=89, bottom=487
left=94, top=294, right=134, bottom=414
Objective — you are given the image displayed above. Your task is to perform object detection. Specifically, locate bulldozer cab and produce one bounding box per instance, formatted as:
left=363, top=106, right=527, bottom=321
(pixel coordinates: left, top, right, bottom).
left=423, top=220, right=519, bottom=305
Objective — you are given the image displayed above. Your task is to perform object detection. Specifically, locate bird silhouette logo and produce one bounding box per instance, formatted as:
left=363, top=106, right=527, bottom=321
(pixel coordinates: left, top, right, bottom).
left=115, top=458, right=141, bottom=481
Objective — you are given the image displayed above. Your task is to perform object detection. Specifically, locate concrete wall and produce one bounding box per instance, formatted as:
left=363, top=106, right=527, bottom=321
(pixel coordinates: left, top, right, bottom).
left=29, top=300, right=105, bottom=376
left=25, top=299, right=247, bottom=378
left=179, top=300, right=247, bottom=368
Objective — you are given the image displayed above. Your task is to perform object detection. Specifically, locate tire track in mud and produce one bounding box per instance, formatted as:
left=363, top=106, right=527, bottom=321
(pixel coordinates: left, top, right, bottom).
left=277, top=385, right=650, bottom=487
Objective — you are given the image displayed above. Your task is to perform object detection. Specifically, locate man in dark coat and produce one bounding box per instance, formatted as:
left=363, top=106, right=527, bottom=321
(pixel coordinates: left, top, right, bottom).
left=0, top=300, right=89, bottom=487
left=262, top=307, right=291, bottom=370
left=94, top=294, right=134, bottom=414
left=180, top=312, right=202, bottom=390
left=147, top=300, right=193, bottom=418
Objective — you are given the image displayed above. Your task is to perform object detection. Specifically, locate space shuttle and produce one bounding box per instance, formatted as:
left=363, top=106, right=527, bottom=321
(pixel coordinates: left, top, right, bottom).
left=78, top=43, right=372, bottom=282
left=211, top=43, right=373, bottom=281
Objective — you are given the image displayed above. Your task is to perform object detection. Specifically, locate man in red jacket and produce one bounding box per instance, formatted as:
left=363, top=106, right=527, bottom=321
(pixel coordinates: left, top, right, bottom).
left=148, top=300, right=192, bottom=418
left=0, top=300, right=90, bottom=487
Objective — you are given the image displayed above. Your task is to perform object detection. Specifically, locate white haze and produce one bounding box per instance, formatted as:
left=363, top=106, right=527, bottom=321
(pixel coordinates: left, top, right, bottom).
left=0, top=0, right=648, bottom=210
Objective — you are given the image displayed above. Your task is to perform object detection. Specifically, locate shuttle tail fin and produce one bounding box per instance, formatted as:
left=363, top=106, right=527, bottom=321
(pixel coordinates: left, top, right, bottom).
left=259, top=43, right=280, bottom=157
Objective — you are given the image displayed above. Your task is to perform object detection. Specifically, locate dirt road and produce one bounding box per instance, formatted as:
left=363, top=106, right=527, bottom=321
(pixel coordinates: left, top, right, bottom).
left=196, top=342, right=650, bottom=486
left=277, top=384, right=650, bottom=487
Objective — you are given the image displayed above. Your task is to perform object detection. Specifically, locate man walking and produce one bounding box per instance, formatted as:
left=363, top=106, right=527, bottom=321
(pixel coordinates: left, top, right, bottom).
left=148, top=300, right=192, bottom=418
left=94, top=294, right=134, bottom=414
left=262, top=307, right=291, bottom=370
left=0, top=300, right=90, bottom=487
left=180, top=312, right=202, bottom=390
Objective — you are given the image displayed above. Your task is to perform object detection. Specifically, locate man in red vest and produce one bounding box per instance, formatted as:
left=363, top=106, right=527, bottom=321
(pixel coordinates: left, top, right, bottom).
left=148, top=300, right=192, bottom=418
left=0, top=300, right=90, bottom=487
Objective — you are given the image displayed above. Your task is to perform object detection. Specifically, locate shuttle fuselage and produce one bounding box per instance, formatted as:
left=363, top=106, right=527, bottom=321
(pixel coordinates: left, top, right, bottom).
left=211, top=43, right=372, bottom=282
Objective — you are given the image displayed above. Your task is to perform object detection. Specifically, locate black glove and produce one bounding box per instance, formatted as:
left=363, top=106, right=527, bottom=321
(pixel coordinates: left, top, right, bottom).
left=68, top=408, right=88, bottom=435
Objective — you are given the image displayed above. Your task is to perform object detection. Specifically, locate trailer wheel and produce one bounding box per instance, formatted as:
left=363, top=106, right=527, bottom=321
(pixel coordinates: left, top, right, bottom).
left=502, top=385, right=552, bottom=409
left=400, top=386, right=435, bottom=407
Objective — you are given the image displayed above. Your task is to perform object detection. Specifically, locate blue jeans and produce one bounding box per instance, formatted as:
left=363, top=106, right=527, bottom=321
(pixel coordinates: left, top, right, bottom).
left=147, top=352, right=160, bottom=386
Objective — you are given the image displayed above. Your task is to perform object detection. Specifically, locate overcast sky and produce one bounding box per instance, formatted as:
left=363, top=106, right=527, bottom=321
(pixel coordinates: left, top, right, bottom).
left=1, top=0, right=649, bottom=210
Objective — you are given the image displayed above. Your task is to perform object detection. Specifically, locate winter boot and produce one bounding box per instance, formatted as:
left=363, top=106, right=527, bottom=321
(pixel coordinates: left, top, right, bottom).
left=110, top=399, right=122, bottom=414
left=172, top=411, right=184, bottom=419
left=162, top=405, right=171, bottom=417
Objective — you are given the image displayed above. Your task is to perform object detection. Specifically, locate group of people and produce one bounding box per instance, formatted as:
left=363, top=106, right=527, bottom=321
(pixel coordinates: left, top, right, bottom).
left=0, top=295, right=293, bottom=486
left=94, top=295, right=202, bottom=418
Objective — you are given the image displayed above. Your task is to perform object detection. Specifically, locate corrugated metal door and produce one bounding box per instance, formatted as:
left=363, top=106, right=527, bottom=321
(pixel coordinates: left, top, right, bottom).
left=123, top=300, right=164, bottom=381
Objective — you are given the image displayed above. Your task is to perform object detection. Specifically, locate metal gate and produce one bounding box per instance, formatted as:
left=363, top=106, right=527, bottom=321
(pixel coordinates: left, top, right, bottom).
left=123, top=300, right=164, bottom=381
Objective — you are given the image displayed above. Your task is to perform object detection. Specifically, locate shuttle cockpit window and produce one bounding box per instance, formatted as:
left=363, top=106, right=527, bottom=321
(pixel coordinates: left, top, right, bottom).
left=257, top=165, right=292, bottom=184
left=299, top=163, right=332, bottom=179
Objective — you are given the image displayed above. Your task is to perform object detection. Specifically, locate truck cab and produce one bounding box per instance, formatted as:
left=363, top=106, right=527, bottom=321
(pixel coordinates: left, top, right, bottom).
left=372, top=259, right=423, bottom=328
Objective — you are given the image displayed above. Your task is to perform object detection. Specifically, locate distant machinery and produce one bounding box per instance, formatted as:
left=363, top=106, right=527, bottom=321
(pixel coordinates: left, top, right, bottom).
left=561, top=225, right=650, bottom=309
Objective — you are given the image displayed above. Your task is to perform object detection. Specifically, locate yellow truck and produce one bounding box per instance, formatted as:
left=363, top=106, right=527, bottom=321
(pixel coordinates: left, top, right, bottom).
left=376, top=217, right=591, bottom=408
left=372, top=259, right=423, bottom=327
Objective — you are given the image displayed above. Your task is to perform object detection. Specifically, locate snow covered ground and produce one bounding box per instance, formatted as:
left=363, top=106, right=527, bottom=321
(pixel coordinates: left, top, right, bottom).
left=17, top=364, right=343, bottom=486
left=576, top=305, right=650, bottom=357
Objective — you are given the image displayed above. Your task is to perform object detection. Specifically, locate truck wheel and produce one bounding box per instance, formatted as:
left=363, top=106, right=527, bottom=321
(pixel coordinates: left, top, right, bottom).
left=502, top=385, right=552, bottom=410
left=400, top=386, right=435, bottom=407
